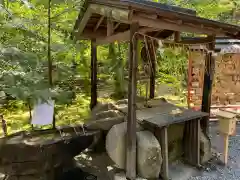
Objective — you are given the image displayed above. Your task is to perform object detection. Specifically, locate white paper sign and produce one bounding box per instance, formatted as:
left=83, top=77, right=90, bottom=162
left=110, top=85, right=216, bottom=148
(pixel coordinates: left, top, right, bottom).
left=31, top=100, right=54, bottom=125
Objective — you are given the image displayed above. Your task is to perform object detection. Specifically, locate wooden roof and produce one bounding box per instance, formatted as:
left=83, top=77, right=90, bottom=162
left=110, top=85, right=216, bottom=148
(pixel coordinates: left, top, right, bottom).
left=73, top=0, right=240, bottom=45
left=182, top=37, right=240, bottom=52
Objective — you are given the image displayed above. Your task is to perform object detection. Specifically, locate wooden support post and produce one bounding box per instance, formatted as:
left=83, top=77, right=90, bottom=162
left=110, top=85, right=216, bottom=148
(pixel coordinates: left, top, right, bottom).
left=126, top=22, right=139, bottom=180
left=201, top=36, right=215, bottom=134
left=149, top=41, right=156, bottom=99
left=223, top=133, right=229, bottom=164
left=174, top=31, right=181, bottom=42
left=183, top=119, right=200, bottom=166
left=90, top=39, right=97, bottom=110
left=160, top=127, right=169, bottom=180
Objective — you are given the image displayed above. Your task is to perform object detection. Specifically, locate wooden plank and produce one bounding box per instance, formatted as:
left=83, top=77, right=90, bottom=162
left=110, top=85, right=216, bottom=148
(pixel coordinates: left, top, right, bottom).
left=132, top=15, right=224, bottom=36
left=90, top=39, right=98, bottom=110
left=201, top=36, right=216, bottom=134
left=96, top=30, right=129, bottom=44
left=193, top=119, right=200, bottom=166
left=215, top=110, right=237, bottom=119
left=95, top=27, right=158, bottom=45
left=76, top=7, right=92, bottom=37
left=160, top=127, right=169, bottom=180
left=126, top=22, right=139, bottom=180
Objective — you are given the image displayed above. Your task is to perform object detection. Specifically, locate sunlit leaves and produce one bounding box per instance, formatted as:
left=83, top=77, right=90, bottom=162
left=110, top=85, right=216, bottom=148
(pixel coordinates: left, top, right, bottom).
left=0, top=45, right=76, bottom=104
left=156, top=0, right=238, bottom=22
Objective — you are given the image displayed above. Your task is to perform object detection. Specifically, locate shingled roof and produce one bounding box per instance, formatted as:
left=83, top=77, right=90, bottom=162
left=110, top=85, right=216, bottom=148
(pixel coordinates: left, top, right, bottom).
left=73, top=0, right=240, bottom=43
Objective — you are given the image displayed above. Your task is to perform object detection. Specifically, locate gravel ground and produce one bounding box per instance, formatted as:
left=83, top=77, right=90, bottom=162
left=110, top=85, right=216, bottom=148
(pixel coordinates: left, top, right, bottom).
left=189, top=123, right=240, bottom=180
left=1, top=123, right=240, bottom=180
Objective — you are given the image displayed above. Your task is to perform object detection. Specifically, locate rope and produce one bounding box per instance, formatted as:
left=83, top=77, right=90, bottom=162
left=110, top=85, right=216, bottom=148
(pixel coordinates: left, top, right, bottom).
left=130, top=31, right=217, bottom=109
left=133, top=32, right=213, bottom=46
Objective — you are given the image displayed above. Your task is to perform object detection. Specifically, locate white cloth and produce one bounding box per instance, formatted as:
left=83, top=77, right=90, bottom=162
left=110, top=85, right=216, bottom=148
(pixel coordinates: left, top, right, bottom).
left=31, top=100, right=54, bottom=125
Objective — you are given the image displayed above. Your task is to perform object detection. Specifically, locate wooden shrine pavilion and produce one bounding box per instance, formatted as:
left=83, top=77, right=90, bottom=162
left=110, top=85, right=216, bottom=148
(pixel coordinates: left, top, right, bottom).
left=73, top=0, right=240, bottom=179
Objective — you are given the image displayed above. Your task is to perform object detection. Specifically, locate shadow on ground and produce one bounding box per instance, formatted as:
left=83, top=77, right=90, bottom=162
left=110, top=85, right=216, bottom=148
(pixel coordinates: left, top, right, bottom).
left=189, top=123, right=240, bottom=180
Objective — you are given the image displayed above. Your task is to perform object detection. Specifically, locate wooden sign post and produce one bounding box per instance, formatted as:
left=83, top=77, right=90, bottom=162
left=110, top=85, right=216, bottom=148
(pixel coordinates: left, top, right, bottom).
left=215, top=110, right=237, bottom=165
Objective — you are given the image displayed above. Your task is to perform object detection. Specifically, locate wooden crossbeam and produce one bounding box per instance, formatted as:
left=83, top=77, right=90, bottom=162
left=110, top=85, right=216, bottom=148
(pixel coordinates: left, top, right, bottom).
left=94, top=16, right=104, bottom=32
left=76, top=7, right=92, bottom=37
left=95, top=27, right=159, bottom=45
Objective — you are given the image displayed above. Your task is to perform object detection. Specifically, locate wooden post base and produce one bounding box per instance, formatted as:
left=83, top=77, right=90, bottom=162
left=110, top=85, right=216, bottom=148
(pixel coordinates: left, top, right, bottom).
left=222, top=133, right=229, bottom=165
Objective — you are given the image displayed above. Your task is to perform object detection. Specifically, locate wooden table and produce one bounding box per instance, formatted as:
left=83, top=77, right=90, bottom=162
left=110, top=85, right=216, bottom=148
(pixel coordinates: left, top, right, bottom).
left=137, top=102, right=208, bottom=180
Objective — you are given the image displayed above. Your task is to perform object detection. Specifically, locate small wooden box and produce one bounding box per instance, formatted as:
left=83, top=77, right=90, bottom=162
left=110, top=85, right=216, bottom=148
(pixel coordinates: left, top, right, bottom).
left=216, top=110, right=237, bottom=135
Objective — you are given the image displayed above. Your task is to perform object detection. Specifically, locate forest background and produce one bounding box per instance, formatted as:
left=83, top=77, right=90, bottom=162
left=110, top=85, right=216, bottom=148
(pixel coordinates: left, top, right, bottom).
left=0, top=0, right=239, bottom=135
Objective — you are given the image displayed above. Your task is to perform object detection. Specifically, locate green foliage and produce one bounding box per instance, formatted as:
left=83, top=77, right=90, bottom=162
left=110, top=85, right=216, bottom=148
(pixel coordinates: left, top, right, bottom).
left=0, top=46, right=76, bottom=105
left=156, top=0, right=239, bottom=23
left=0, top=0, right=238, bottom=135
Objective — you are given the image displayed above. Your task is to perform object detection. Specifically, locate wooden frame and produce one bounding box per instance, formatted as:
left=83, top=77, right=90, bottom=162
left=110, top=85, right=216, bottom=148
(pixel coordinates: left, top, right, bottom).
left=73, top=1, right=240, bottom=179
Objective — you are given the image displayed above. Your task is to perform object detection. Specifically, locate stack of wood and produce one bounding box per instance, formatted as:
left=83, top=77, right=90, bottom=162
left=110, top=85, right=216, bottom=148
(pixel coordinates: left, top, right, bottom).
left=188, top=51, right=206, bottom=109
left=212, top=54, right=240, bottom=105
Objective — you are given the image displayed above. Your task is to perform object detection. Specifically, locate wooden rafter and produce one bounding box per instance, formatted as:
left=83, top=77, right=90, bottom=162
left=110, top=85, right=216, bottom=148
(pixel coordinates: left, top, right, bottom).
left=114, top=22, right=121, bottom=30
left=154, top=30, right=164, bottom=37
left=132, top=15, right=225, bottom=36
left=94, top=15, right=104, bottom=32
left=76, top=7, right=92, bottom=37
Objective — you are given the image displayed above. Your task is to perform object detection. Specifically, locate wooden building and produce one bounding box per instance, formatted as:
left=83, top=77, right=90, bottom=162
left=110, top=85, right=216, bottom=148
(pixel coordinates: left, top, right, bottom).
left=73, top=0, right=240, bottom=179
